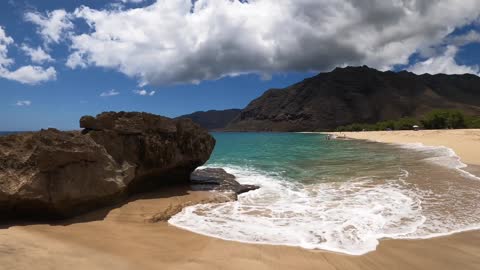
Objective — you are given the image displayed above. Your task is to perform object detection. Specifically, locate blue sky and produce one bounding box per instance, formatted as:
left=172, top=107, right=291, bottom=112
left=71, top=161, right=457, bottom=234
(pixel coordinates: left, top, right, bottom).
left=0, top=0, right=479, bottom=131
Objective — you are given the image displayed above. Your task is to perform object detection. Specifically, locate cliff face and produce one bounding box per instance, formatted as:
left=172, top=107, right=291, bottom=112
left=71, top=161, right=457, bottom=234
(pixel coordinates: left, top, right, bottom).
left=0, top=112, right=215, bottom=219
left=178, top=109, right=241, bottom=130
left=227, top=66, right=480, bottom=131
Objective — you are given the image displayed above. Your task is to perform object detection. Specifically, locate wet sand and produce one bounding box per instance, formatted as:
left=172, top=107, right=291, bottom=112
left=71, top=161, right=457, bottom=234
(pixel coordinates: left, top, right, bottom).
left=2, top=189, right=480, bottom=270
left=2, top=129, right=480, bottom=270
left=330, top=129, right=480, bottom=165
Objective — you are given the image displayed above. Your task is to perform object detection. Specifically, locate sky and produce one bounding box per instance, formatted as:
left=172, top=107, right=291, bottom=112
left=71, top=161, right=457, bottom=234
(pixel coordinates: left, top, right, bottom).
left=0, top=0, right=480, bottom=131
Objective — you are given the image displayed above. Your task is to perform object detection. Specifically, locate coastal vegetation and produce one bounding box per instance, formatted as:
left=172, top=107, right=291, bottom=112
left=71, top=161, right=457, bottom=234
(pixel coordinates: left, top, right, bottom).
left=335, top=110, right=480, bottom=131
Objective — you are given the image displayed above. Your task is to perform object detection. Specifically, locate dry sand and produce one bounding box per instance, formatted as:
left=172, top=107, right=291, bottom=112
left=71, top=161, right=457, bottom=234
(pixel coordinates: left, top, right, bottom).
left=2, top=129, right=480, bottom=270
left=330, top=129, right=480, bottom=165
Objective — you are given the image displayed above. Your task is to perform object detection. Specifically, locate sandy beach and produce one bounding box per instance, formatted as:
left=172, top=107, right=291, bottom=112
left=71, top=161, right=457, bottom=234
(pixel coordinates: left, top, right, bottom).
left=330, top=129, right=480, bottom=166
left=2, top=129, right=480, bottom=270
left=330, top=129, right=480, bottom=178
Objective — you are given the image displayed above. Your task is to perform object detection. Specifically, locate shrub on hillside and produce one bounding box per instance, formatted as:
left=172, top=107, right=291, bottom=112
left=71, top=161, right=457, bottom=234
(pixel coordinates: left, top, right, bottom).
left=394, top=117, right=419, bottom=130
left=334, top=110, right=479, bottom=131
left=465, top=115, right=480, bottom=128
left=421, top=110, right=465, bottom=129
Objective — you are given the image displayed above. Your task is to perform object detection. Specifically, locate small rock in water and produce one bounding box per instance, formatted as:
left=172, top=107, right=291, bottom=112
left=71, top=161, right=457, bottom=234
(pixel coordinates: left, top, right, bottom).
left=190, top=168, right=259, bottom=195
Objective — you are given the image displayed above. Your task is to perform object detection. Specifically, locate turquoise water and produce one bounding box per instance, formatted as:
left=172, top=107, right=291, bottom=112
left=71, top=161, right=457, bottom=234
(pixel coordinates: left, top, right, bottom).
left=207, top=132, right=416, bottom=183
left=169, top=133, right=480, bottom=255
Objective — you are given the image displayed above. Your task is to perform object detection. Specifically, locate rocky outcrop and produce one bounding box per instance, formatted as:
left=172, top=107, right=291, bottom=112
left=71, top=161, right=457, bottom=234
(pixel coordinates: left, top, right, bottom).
left=227, top=66, right=480, bottom=131
left=0, top=112, right=215, bottom=219
left=190, top=168, right=259, bottom=195
left=144, top=168, right=259, bottom=223
left=177, top=109, right=242, bottom=130
left=79, top=112, right=215, bottom=191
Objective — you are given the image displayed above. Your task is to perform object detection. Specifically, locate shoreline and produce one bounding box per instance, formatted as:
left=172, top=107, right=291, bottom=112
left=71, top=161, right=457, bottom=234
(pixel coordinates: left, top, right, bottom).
left=326, top=129, right=480, bottom=166
left=1, top=129, right=480, bottom=269
left=323, top=129, right=480, bottom=244
left=2, top=187, right=480, bottom=270
left=327, top=129, right=480, bottom=180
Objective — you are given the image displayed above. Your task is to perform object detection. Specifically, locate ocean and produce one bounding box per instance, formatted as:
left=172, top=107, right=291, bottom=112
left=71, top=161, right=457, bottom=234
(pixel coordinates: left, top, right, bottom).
left=0, top=132, right=20, bottom=136
left=169, top=132, right=480, bottom=255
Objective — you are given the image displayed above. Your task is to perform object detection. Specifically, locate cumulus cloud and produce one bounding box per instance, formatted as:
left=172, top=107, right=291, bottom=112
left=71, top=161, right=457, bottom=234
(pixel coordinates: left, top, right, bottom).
left=61, top=0, right=480, bottom=85
left=100, top=89, right=120, bottom=97
left=408, top=46, right=479, bottom=75
left=133, top=89, right=155, bottom=96
left=20, top=44, right=54, bottom=64
left=66, top=51, right=87, bottom=68
left=0, top=26, right=14, bottom=67
left=15, top=100, right=32, bottom=106
left=0, top=66, right=57, bottom=84
left=0, top=26, right=57, bottom=84
left=25, top=9, right=73, bottom=45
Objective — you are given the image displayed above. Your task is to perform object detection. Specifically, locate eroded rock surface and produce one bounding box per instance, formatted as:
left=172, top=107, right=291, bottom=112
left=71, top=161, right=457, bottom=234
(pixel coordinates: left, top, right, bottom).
left=0, top=112, right=215, bottom=219
left=190, top=168, right=259, bottom=195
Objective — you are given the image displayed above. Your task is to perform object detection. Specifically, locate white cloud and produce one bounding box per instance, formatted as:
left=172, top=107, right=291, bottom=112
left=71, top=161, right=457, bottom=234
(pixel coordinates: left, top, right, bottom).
left=100, top=89, right=120, bottom=97
left=25, top=9, right=73, bottom=45
left=62, top=0, right=480, bottom=85
left=133, top=89, right=155, bottom=96
left=0, top=26, right=14, bottom=67
left=20, top=44, right=54, bottom=64
left=449, top=30, right=480, bottom=47
left=66, top=51, right=87, bottom=68
left=0, top=66, right=57, bottom=85
left=408, top=46, right=479, bottom=75
left=15, top=100, right=32, bottom=106
left=0, top=26, right=57, bottom=84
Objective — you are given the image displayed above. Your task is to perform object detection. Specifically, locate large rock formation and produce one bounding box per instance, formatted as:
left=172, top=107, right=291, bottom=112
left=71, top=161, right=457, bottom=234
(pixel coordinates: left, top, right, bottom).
left=0, top=112, right=215, bottom=219
left=177, top=109, right=242, bottom=130
left=227, top=66, right=480, bottom=131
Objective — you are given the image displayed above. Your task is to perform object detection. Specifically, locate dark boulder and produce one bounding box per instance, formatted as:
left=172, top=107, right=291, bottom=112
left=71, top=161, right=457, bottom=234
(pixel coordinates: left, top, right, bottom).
left=0, top=112, right=215, bottom=219
left=80, top=112, right=215, bottom=191
left=190, top=168, right=259, bottom=195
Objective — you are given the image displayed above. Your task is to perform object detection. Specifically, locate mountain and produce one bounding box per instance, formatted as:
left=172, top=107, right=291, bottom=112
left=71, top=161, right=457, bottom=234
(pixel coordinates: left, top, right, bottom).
left=178, top=109, right=242, bottom=130
left=226, top=66, right=480, bottom=131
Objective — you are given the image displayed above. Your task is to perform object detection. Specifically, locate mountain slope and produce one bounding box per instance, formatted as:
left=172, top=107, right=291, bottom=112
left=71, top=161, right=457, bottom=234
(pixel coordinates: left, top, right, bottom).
left=227, top=66, right=480, bottom=131
left=178, top=109, right=242, bottom=130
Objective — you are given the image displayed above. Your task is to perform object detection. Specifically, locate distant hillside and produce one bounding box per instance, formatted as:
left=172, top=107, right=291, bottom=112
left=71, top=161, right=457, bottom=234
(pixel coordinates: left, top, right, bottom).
left=178, top=109, right=242, bottom=130
left=227, top=66, right=480, bottom=132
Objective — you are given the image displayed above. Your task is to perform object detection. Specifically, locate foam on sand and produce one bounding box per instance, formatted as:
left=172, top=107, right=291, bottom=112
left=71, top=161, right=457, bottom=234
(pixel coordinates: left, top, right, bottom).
left=170, top=145, right=480, bottom=256
left=170, top=166, right=424, bottom=255
left=396, top=142, right=480, bottom=181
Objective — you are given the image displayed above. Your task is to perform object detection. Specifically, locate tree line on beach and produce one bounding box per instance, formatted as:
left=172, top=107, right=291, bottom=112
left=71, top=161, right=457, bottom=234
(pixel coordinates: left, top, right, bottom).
left=335, top=110, right=480, bottom=132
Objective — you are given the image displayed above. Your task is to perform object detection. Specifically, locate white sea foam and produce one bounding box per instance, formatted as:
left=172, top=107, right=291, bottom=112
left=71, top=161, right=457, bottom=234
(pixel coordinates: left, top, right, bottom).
left=169, top=144, right=480, bottom=255
left=396, top=143, right=480, bottom=181
left=170, top=166, right=426, bottom=255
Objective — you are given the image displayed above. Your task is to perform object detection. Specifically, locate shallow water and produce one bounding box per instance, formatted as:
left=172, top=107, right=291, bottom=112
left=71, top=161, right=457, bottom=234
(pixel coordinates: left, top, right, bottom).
left=169, top=132, right=480, bottom=255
